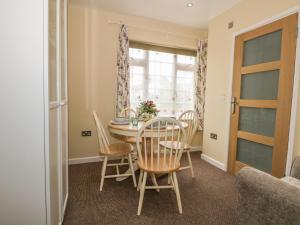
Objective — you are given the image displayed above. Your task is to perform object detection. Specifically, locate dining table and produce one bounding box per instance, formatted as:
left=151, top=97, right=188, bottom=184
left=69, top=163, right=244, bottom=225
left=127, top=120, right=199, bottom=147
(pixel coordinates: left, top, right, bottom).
left=108, top=120, right=187, bottom=138
left=107, top=119, right=188, bottom=182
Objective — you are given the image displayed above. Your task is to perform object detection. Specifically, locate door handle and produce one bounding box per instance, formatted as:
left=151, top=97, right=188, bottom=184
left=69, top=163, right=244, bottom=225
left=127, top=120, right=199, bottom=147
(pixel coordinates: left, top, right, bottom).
left=231, top=97, right=238, bottom=114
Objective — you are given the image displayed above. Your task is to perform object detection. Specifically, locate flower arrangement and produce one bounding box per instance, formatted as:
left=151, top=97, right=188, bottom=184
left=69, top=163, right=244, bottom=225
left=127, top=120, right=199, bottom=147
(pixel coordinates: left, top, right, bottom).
left=138, top=100, right=159, bottom=121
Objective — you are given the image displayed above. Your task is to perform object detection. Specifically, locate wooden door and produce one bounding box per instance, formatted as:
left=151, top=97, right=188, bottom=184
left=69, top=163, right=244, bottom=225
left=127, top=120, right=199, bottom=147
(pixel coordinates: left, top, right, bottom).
left=228, top=14, right=298, bottom=178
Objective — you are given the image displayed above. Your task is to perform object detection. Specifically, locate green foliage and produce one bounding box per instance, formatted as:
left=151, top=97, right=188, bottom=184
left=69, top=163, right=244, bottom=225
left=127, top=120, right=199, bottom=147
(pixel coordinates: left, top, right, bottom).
left=138, top=100, right=159, bottom=116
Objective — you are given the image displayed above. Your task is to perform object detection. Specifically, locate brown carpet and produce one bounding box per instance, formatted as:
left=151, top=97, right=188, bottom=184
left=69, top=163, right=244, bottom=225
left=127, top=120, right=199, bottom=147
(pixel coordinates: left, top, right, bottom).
left=63, top=152, right=238, bottom=225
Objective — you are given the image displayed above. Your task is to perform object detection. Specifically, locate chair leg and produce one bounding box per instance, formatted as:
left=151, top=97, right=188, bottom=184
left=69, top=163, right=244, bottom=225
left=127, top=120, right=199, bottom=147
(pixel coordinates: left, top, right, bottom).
left=187, top=151, right=194, bottom=178
left=172, top=172, right=182, bottom=214
left=120, top=157, right=125, bottom=164
left=128, top=153, right=137, bottom=187
left=150, top=173, right=160, bottom=192
left=137, top=170, right=144, bottom=191
left=167, top=173, right=171, bottom=184
left=169, top=173, right=174, bottom=190
left=116, top=165, right=120, bottom=175
left=137, top=171, right=147, bottom=216
left=99, top=156, right=108, bottom=192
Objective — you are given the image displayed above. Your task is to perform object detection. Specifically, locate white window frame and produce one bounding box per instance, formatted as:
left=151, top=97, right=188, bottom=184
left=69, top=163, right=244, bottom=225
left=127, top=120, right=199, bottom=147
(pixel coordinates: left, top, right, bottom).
left=129, top=46, right=196, bottom=116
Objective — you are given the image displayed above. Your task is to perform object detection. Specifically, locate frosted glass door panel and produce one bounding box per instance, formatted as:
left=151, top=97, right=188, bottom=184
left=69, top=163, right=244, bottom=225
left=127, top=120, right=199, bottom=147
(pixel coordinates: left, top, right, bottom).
left=241, top=70, right=279, bottom=100
left=237, top=139, right=273, bottom=173
left=243, top=30, right=282, bottom=66
left=239, top=107, right=276, bottom=137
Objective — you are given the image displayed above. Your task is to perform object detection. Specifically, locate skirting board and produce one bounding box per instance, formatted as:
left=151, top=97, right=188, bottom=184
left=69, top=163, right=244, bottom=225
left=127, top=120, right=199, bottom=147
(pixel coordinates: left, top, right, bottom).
left=68, top=156, right=104, bottom=165
left=201, top=154, right=227, bottom=171
left=68, top=146, right=203, bottom=165
left=190, top=145, right=202, bottom=152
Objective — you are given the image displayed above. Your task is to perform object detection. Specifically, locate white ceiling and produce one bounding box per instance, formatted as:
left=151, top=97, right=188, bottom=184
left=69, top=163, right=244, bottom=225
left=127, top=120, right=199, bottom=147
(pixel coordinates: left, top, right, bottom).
left=92, top=0, right=242, bottom=28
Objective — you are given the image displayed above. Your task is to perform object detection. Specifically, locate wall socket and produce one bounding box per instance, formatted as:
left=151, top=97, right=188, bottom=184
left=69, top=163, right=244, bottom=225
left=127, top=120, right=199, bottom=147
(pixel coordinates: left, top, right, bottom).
left=210, top=133, right=218, bottom=140
left=81, top=131, right=92, bottom=137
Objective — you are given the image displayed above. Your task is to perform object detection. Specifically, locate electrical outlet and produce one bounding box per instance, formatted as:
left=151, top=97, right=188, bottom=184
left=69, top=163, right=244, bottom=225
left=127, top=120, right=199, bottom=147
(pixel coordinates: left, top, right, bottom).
left=210, top=133, right=218, bottom=140
left=81, top=131, right=92, bottom=137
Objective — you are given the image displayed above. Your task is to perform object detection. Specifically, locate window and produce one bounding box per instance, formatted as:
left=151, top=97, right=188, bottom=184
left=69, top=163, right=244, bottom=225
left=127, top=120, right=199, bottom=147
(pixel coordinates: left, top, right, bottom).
left=129, top=43, right=196, bottom=116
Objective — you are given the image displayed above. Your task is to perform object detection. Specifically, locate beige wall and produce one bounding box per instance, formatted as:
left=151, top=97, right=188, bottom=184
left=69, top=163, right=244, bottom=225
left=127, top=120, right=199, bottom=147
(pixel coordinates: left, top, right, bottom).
left=68, top=0, right=207, bottom=159
left=294, top=91, right=300, bottom=158
left=204, top=0, right=300, bottom=168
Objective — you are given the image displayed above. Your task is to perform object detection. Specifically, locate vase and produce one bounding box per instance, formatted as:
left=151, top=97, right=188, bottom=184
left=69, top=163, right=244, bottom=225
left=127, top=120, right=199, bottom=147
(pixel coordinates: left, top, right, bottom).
left=142, top=113, right=153, bottom=122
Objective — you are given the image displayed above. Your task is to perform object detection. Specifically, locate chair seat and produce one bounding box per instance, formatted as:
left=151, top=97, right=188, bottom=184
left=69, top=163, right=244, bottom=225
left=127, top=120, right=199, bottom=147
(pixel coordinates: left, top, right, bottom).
left=138, top=154, right=180, bottom=173
left=99, top=143, right=132, bottom=157
left=159, top=141, right=191, bottom=150
left=124, top=136, right=142, bottom=144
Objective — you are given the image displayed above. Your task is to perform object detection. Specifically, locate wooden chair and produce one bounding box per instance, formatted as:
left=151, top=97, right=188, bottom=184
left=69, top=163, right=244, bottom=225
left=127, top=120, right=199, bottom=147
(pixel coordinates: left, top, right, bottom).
left=93, top=111, right=137, bottom=191
left=160, top=110, right=199, bottom=178
left=136, top=117, right=187, bottom=215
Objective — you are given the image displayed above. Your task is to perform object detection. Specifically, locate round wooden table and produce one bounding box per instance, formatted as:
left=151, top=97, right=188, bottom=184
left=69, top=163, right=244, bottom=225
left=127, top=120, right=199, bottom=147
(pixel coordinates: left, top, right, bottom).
left=108, top=120, right=187, bottom=138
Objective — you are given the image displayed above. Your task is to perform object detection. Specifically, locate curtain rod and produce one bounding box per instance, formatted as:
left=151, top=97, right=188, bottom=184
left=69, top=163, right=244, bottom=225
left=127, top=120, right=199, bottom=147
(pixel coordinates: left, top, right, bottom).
left=107, top=20, right=200, bottom=41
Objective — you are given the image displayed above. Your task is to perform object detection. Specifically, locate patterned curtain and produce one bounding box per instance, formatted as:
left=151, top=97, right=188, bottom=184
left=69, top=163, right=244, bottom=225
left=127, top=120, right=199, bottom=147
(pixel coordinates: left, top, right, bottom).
left=195, top=40, right=208, bottom=130
left=115, top=24, right=130, bottom=117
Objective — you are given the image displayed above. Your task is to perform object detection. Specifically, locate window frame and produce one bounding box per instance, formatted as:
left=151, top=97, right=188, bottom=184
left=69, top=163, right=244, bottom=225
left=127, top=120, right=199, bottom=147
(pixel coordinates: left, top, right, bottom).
left=129, top=43, right=197, bottom=116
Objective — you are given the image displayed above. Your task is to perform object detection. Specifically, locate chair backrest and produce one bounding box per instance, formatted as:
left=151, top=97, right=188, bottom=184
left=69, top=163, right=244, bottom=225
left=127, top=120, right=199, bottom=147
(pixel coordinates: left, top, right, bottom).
left=92, top=111, right=110, bottom=154
left=120, top=107, right=137, bottom=118
left=178, top=110, right=199, bottom=145
left=136, top=117, right=187, bottom=171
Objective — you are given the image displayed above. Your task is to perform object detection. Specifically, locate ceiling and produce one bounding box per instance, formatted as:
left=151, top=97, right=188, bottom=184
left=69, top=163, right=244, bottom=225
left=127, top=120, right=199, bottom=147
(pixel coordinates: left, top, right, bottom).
left=92, top=0, right=242, bottom=28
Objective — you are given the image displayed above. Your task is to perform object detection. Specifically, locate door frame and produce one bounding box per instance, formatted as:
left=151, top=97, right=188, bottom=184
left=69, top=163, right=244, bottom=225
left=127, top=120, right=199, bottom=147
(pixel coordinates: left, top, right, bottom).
left=44, top=0, right=69, bottom=224
left=225, top=6, right=300, bottom=175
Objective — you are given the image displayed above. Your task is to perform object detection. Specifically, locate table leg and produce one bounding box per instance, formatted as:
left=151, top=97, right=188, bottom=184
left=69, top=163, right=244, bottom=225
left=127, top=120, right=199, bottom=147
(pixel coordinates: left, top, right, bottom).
left=150, top=173, right=160, bottom=192
left=116, top=147, right=138, bottom=182
left=116, top=161, right=138, bottom=181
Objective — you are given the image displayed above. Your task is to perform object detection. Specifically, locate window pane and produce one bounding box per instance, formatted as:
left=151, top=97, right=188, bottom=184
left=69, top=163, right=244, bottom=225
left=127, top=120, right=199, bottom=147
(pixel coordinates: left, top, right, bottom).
left=149, top=51, right=174, bottom=63
left=241, top=70, right=279, bottom=100
left=239, top=107, right=276, bottom=137
left=129, top=48, right=145, bottom=60
left=158, top=103, right=174, bottom=115
left=148, top=72, right=174, bottom=116
left=237, top=138, right=273, bottom=173
left=176, top=70, right=194, bottom=115
left=130, top=66, right=145, bottom=109
left=149, top=62, right=173, bottom=76
left=243, top=30, right=282, bottom=66
left=177, top=55, right=196, bottom=65
left=130, top=66, right=143, bottom=74
left=149, top=62, right=160, bottom=75
left=161, top=63, right=173, bottom=75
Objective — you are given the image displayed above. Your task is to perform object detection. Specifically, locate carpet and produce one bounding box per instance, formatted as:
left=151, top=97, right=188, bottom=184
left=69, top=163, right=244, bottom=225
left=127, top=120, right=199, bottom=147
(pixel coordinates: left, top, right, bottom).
left=63, top=152, right=238, bottom=225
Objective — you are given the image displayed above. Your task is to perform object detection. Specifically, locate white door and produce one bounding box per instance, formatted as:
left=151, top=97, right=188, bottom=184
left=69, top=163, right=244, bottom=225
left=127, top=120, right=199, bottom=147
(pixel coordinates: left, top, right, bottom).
left=48, top=0, right=68, bottom=224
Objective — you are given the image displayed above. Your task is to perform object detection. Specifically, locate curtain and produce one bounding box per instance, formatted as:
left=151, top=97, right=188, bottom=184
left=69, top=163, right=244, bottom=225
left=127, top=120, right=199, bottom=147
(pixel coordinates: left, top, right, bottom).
left=195, top=40, right=208, bottom=130
left=115, top=24, right=130, bottom=117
